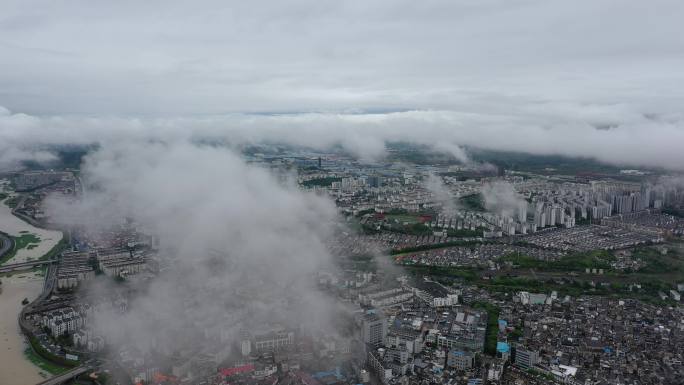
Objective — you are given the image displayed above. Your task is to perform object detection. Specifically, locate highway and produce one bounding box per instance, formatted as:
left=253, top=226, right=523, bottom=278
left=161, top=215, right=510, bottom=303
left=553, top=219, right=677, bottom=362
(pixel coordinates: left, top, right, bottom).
left=0, top=259, right=57, bottom=273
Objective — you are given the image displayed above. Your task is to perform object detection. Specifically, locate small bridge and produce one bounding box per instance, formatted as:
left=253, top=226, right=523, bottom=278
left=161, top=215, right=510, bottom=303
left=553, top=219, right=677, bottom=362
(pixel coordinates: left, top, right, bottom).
left=0, top=259, right=57, bottom=273
left=35, top=366, right=91, bottom=385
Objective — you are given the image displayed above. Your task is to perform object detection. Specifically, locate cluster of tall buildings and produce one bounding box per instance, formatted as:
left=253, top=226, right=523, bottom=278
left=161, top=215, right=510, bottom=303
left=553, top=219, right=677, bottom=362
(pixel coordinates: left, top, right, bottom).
left=532, top=203, right=576, bottom=229
left=522, top=180, right=680, bottom=231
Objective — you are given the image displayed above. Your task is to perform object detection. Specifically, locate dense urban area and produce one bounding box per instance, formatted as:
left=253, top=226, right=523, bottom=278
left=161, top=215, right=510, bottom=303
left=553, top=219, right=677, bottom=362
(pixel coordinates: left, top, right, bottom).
left=1, top=147, right=683, bottom=385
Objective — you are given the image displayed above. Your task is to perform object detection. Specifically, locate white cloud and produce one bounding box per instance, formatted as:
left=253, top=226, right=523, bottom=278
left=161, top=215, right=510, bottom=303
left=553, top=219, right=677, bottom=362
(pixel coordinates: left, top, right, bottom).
left=1, top=105, right=684, bottom=171
left=44, top=142, right=346, bottom=353
left=0, top=0, right=683, bottom=115
left=0, top=0, right=682, bottom=169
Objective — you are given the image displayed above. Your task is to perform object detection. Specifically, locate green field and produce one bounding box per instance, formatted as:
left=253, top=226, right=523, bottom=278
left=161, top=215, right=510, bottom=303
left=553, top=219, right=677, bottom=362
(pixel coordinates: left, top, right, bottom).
left=0, top=233, right=41, bottom=264
left=459, top=193, right=486, bottom=212
left=403, top=243, right=682, bottom=306
left=24, top=348, right=71, bottom=375
left=373, top=212, right=436, bottom=236
left=15, top=233, right=41, bottom=249
left=632, top=246, right=683, bottom=276
left=386, top=214, right=423, bottom=225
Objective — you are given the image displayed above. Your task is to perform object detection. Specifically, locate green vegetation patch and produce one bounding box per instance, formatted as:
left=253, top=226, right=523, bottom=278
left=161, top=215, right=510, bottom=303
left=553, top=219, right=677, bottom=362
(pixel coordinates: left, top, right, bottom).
left=661, top=207, right=684, bottom=218
left=446, top=227, right=484, bottom=238
left=632, top=246, right=682, bottom=275
left=368, top=211, right=438, bottom=236
left=403, top=265, right=480, bottom=283
left=24, top=348, right=71, bottom=375
left=26, top=335, right=78, bottom=370
left=471, top=301, right=500, bottom=356
left=386, top=214, right=423, bottom=225
left=0, top=233, right=42, bottom=264
left=5, top=195, right=21, bottom=208
left=15, top=233, right=41, bottom=249
left=475, top=275, right=679, bottom=306
left=509, top=327, right=523, bottom=341
left=459, top=193, right=486, bottom=212
left=301, top=177, right=341, bottom=187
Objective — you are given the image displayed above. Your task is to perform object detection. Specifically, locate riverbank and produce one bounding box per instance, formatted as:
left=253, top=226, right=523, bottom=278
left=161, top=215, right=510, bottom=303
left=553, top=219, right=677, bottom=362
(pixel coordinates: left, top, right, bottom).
left=0, top=275, right=48, bottom=384
left=0, top=180, right=65, bottom=384
left=0, top=191, right=63, bottom=265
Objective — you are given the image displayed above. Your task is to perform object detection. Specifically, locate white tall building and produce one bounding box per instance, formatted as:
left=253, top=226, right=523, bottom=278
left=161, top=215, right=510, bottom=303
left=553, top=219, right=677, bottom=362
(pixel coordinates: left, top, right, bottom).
left=517, top=202, right=528, bottom=223
left=362, top=312, right=387, bottom=347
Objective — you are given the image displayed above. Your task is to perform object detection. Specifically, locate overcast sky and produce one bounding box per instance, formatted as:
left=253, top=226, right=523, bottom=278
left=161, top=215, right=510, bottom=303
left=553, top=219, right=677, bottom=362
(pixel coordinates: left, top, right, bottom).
left=1, top=0, right=684, bottom=168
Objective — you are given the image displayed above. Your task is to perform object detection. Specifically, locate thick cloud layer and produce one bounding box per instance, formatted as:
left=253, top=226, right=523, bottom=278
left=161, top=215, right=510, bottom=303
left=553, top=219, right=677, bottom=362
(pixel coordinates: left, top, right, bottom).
left=45, top=142, right=346, bottom=354
left=2, top=1, right=683, bottom=116
left=2, top=106, right=684, bottom=171
left=2, top=1, right=684, bottom=170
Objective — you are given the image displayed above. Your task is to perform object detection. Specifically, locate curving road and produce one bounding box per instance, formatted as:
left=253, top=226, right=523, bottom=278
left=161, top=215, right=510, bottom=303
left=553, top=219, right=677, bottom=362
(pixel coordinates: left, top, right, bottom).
left=0, top=231, right=14, bottom=262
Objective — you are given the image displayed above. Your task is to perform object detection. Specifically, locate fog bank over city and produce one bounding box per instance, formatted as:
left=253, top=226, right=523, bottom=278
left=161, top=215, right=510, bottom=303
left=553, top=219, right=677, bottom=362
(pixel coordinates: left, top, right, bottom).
left=44, top=142, right=351, bottom=355
left=2, top=106, right=684, bottom=171
left=482, top=182, right=527, bottom=219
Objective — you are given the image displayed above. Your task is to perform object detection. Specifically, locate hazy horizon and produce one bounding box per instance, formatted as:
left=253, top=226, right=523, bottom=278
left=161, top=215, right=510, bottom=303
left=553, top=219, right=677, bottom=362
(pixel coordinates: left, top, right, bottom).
left=2, top=0, right=684, bottom=171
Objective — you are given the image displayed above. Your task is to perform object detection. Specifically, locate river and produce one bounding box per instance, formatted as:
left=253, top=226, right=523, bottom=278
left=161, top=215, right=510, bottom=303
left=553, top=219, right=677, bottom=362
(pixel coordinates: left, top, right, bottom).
left=0, top=180, right=64, bottom=385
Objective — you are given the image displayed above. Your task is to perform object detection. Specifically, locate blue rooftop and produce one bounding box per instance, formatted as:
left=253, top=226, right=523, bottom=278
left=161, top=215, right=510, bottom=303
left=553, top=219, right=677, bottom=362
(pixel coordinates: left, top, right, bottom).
left=496, top=342, right=510, bottom=353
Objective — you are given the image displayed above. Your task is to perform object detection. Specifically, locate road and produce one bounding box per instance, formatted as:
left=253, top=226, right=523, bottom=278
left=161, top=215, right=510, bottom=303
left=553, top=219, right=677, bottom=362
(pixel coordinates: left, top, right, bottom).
left=23, top=266, right=92, bottom=385
left=0, top=231, right=13, bottom=259
left=18, top=260, right=92, bottom=385
left=5, top=186, right=95, bottom=385
left=34, top=366, right=91, bottom=385
left=0, top=259, right=57, bottom=274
